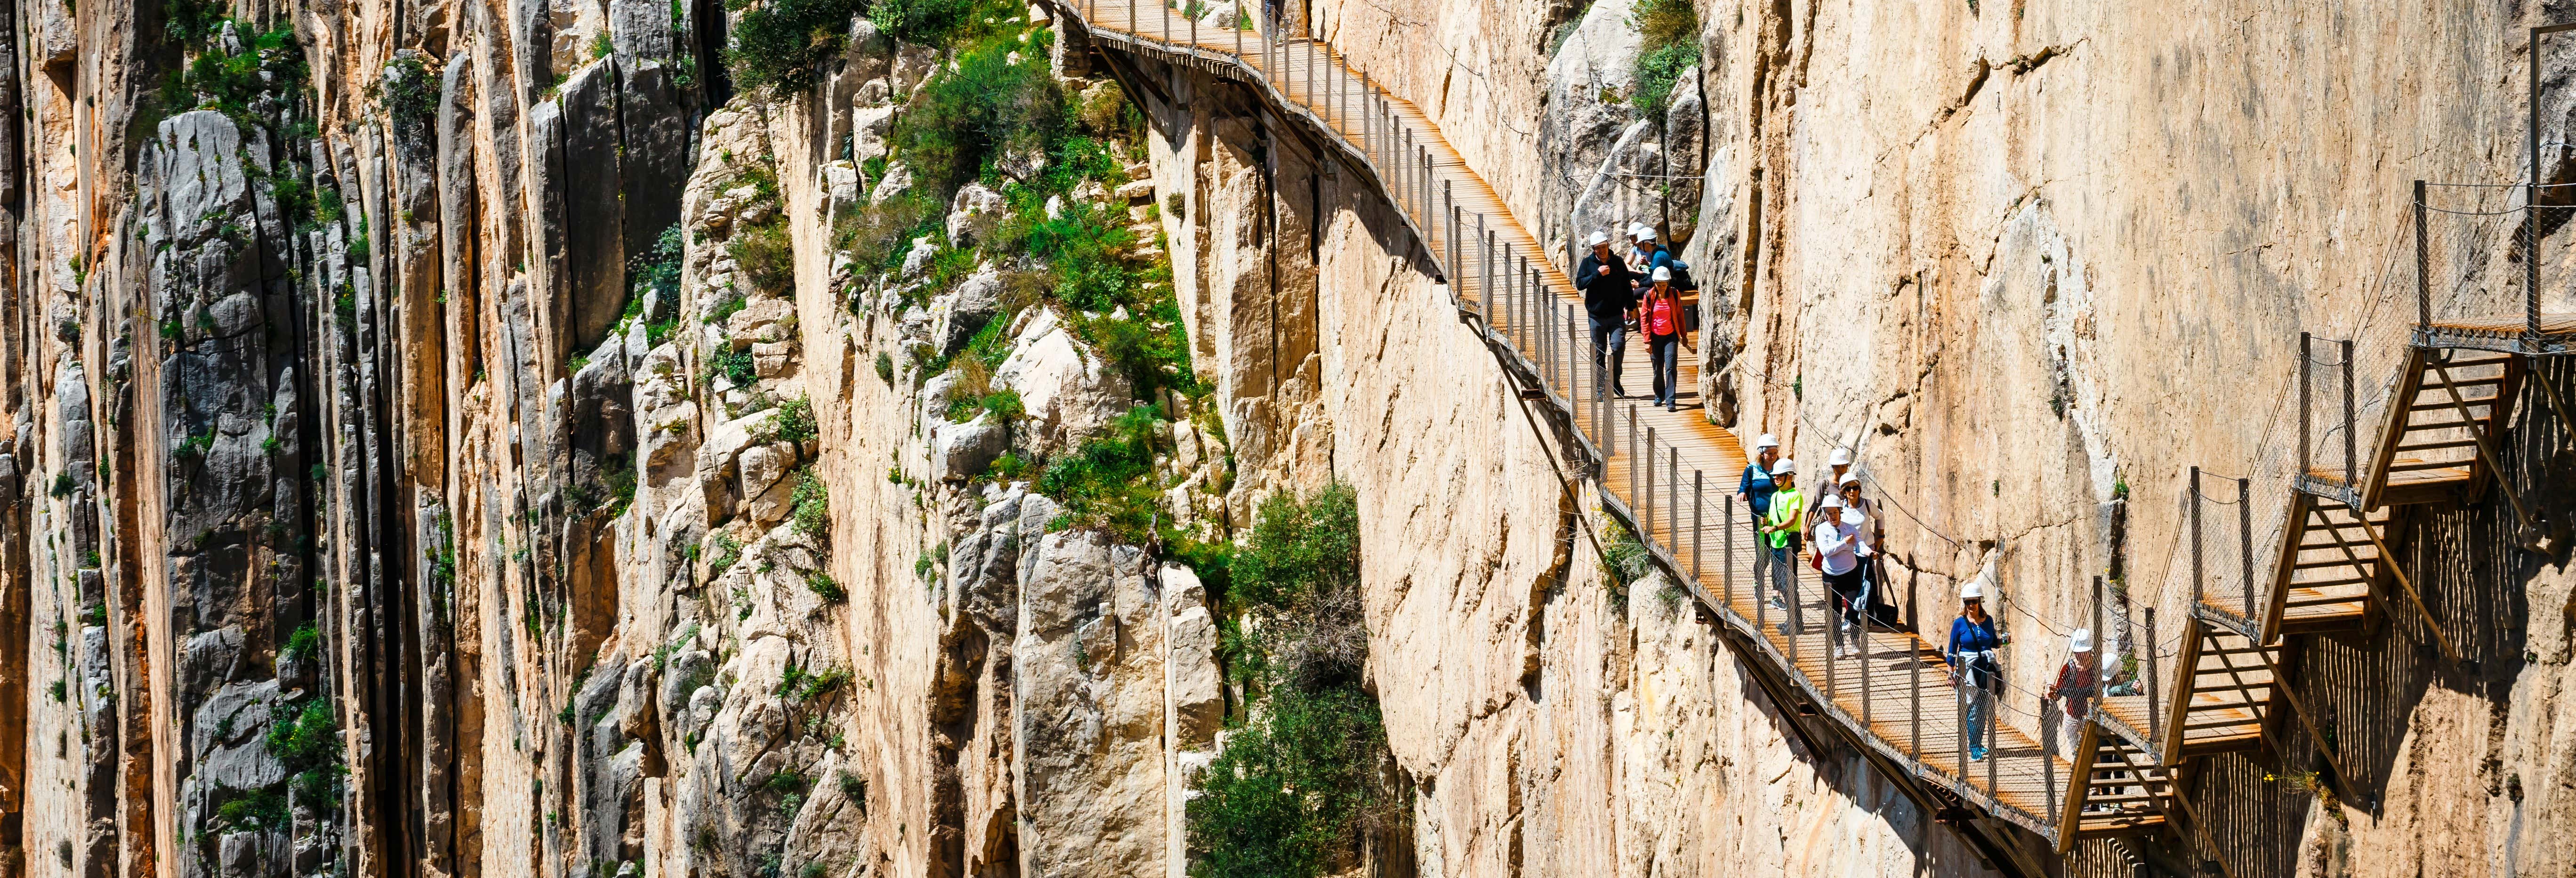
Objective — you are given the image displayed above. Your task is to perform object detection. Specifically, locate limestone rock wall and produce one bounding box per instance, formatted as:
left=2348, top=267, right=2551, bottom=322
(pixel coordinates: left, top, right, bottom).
left=4, top=0, right=2576, bottom=876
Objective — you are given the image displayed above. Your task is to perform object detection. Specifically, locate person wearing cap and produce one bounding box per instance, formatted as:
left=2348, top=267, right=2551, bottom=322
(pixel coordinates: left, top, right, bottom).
left=1815, top=499, right=1868, bottom=658
left=1737, top=435, right=1781, bottom=591
left=1827, top=446, right=1853, bottom=488
left=1758, top=459, right=1805, bottom=617
left=1576, top=230, right=1638, bottom=398
left=1627, top=226, right=1679, bottom=299
left=1641, top=266, right=1687, bottom=410
left=2046, top=627, right=2132, bottom=759
left=1835, top=472, right=1886, bottom=617
left=1946, top=577, right=2010, bottom=762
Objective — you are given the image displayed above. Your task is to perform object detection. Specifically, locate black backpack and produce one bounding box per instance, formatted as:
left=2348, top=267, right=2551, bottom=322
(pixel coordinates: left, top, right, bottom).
left=1664, top=257, right=1696, bottom=292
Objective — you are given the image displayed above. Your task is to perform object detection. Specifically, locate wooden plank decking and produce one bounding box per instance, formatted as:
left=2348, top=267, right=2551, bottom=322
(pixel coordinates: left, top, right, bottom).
left=1063, top=0, right=2081, bottom=842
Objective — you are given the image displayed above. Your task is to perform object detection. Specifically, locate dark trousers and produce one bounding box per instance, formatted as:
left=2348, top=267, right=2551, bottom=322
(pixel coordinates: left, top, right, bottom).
left=1649, top=332, right=1680, bottom=407
left=1590, top=318, right=1627, bottom=395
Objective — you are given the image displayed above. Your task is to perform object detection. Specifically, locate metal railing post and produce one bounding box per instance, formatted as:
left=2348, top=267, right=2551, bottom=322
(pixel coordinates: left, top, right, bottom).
left=2343, top=338, right=2357, bottom=488
left=1666, top=446, right=1678, bottom=551
left=1645, top=426, right=1658, bottom=541
left=1234, top=2, right=1241, bottom=56
left=2301, top=331, right=2313, bottom=479
left=2044, top=700, right=2058, bottom=817
left=2238, top=477, right=2253, bottom=622
left=1629, top=407, right=1640, bottom=511
left=2190, top=467, right=2204, bottom=605
left=1755, top=497, right=1766, bottom=633
left=1479, top=216, right=1491, bottom=320
left=1987, top=685, right=1998, bottom=791
left=2145, top=607, right=2160, bottom=756
left=1446, top=181, right=1458, bottom=287
left=1957, top=669, right=1968, bottom=776
left=2415, top=179, right=2431, bottom=328
left=1189, top=0, right=1197, bottom=47
left=1692, top=469, right=1703, bottom=582
left=1911, top=638, right=1922, bottom=762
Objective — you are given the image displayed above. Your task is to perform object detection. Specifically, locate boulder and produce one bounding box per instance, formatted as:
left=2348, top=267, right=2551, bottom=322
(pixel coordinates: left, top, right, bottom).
left=928, top=264, right=1005, bottom=355
left=995, top=309, right=1132, bottom=455
left=929, top=415, right=1007, bottom=482
left=946, top=182, right=1007, bottom=247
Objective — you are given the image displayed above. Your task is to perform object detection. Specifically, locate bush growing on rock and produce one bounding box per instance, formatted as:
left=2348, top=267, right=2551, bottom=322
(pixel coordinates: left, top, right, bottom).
left=897, top=30, right=1066, bottom=188
left=1035, top=406, right=1164, bottom=540
left=1188, top=484, right=1401, bottom=878
left=1629, top=0, right=1700, bottom=121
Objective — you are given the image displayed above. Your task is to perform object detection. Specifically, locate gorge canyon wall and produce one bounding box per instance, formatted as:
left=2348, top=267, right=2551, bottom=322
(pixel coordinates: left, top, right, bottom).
left=0, top=0, right=2570, bottom=876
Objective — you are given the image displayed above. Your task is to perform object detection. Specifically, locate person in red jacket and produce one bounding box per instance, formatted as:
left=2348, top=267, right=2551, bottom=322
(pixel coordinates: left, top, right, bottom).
left=1641, top=267, right=1688, bottom=410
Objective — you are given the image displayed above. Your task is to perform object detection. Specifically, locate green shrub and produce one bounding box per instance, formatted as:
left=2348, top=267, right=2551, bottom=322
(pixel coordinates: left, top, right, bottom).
left=1628, top=0, right=1700, bottom=121
left=729, top=219, right=797, bottom=296
left=709, top=347, right=758, bottom=387
left=790, top=469, right=830, bottom=539
left=383, top=54, right=439, bottom=145
left=216, top=787, right=289, bottom=830
left=1186, top=673, right=1396, bottom=878
left=763, top=396, right=819, bottom=444
left=705, top=292, right=748, bottom=325
left=805, top=571, right=845, bottom=604
left=725, top=0, right=863, bottom=96
left=1036, top=406, right=1163, bottom=540
left=1186, top=484, right=1395, bottom=876
left=266, top=698, right=347, bottom=806
left=631, top=223, right=685, bottom=311
left=895, top=31, right=1067, bottom=188
left=282, top=622, right=322, bottom=663
left=869, top=0, right=975, bottom=42
left=874, top=353, right=896, bottom=385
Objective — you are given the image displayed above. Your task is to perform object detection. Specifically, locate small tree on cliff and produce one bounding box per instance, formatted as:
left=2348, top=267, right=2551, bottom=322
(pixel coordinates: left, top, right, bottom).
left=1188, top=484, right=1406, bottom=878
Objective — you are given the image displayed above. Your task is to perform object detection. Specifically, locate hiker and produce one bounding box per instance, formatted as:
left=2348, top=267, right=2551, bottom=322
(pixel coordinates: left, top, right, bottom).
left=1629, top=227, right=1679, bottom=298
left=1757, top=459, right=1805, bottom=621
left=1838, top=473, right=1885, bottom=601
left=1576, top=230, right=1638, bottom=398
left=1947, top=577, right=2009, bottom=762
left=2046, top=628, right=2131, bottom=757
left=1738, top=434, right=1781, bottom=594
left=1817, top=500, right=1868, bottom=658
left=1642, top=267, right=1687, bottom=410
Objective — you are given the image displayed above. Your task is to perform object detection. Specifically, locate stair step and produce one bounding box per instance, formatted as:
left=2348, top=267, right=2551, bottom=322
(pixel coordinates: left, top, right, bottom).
left=2395, top=438, right=2481, bottom=452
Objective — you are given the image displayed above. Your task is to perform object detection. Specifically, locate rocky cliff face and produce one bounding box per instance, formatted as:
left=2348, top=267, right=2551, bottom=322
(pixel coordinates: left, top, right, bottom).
left=3, top=0, right=2574, bottom=876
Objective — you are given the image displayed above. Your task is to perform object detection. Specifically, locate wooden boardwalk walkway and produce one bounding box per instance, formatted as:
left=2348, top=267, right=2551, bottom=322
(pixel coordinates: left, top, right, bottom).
left=1061, top=0, right=2081, bottom=845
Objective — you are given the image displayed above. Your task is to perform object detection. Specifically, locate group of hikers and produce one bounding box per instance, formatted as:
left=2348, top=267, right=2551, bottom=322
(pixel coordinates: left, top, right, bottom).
left=1575, top=224, right=1694, bottom=410
left=1730, top=434, right=2133, bottom=764
left=1580, top=220, right=2130, bottom=766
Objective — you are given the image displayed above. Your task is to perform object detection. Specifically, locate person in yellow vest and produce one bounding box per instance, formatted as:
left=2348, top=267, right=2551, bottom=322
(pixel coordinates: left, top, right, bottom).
left=1757, top=459, right=1805, bottom=621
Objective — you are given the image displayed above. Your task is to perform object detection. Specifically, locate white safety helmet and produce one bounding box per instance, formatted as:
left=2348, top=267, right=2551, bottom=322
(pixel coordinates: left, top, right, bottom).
left=1588, top=230, right=1611, bottom=248
left=1839, top=471, right=1862, bottom=486
left=1960, top=579, right=1985, bottom=601
left=1651, top=266, right=1673, bottom=282
left=1829, top=447, right=1852, bottom=467
left=1770, top=458, right=1795, bottom=476
left=1635, top=227, right=1658, bottom=243
left=1755, top=433, right=1780, bottom=451
left=2070, top=628, right=2094, bottom=654
left=1818, top=493, right=1844, bottom=510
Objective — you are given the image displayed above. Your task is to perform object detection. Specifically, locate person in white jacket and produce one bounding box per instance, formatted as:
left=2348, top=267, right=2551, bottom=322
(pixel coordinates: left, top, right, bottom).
left=1817, top=504, right=1868, bottom=658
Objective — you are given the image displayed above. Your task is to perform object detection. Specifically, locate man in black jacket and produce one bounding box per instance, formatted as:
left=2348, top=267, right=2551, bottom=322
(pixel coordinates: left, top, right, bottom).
left=1576, top=230, right=1637, bottom=398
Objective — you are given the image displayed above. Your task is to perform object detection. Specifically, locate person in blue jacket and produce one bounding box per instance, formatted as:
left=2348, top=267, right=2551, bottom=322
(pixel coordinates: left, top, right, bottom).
left=1736, top=433, right=1780, bottom=601
left=1947, top=577, right=2010, bottom=761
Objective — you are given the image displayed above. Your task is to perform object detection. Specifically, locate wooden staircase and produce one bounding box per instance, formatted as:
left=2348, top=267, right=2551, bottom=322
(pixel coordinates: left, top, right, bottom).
left=2260, top=494, right=2392, bottom=640
left=2358, top=346, right=2522, bottom=508
left=2155, top=617, right=2276, bottom=765
left=2055, top=722, right=2178, bottom=853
